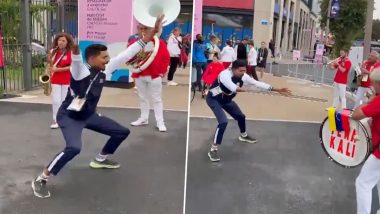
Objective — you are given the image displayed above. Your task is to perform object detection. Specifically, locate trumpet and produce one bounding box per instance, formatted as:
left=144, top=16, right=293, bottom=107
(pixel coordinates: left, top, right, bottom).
left=326, top=57, right=341, bottom=65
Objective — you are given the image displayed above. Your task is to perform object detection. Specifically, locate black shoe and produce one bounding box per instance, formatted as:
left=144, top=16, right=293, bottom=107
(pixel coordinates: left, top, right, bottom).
left=208, top=150, right=220, bottom=162
left=89, top=159, right=120, bottom=169
left=238, top=134, right=257, bottom=144
left=32, top=177, right=51, bottom=198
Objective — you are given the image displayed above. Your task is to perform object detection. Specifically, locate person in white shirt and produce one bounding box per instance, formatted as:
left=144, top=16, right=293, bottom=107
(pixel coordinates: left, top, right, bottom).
left=206, top=35, right=220, bottom=64
left=166, top=27, right=182, bottom=86
left=220, top=40, right=236, bottom=69
left=247, top=40, right=258, bottom=80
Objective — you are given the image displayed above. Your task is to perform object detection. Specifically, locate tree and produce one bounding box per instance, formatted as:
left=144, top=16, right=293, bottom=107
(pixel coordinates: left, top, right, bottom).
left=372, top=19, right=380, bottom=41
left=319, top=0, right=367, bottom=56
left=0, top=0, right=55, bottom=43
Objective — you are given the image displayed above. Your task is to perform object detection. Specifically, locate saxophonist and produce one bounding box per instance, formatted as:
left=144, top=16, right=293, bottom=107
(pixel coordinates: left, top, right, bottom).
left=47, top=33, right=74, bottom=129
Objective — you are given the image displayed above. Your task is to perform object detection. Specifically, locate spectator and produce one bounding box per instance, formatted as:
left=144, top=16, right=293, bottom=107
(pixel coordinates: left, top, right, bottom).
left=166, top=27, right=182, bottom=86
left=236, top=39, right=248, bottom=60
left=257, top=41, right=269, bottom=79
left=269, top=39, right=275, bottom=58
left=247, top=40, right=258, bottom=80
left=220, top=40, right=236, bottom=69
left=192, top=34, right=208, bottom=91
left=206, top=35, right=220, bottom=64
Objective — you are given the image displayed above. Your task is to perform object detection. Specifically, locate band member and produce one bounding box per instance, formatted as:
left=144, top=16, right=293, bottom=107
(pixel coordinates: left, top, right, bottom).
left=220, top=40, right=236, bottom=69
left=257, top=41, right=268, bottom=79
left=31, top=16, right=164, bottom=198
left=129, top=22, right=170, bottom=132
left=48, top=33, right=74, bottom=129
left=166, top=27, right=182, bottom=86
left=206, top=59, right=291, bottom=162
left=352, top=67, right=380, bottom=214
left=354, top=51, right=379, bottom=108
left=330, top=49, right=352, bottom=109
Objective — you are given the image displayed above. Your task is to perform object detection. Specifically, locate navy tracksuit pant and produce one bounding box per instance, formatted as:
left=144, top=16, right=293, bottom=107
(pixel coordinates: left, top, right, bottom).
left=206, top=94, right=246, bottom=145
left=47, top=112, right=130, bottom=175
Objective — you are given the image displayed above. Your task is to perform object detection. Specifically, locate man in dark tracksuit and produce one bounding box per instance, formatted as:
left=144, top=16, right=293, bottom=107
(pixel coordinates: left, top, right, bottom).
left=206, top=59, right=291, bottom=162
left=32, top=16, right=164, bottom=198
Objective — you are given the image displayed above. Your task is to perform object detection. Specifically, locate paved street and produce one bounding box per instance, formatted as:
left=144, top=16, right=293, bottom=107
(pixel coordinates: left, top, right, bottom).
left=186, top=118, right=378, bottom=214
left=0, top=102, right=187, bottom=214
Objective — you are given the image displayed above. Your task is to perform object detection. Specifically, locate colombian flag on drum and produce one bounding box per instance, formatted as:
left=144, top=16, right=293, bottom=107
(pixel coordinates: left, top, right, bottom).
left=327, top=107, right=351, bottom=132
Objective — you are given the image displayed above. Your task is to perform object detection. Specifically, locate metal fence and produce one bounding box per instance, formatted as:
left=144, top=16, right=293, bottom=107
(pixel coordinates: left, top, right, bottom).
left=266, top=61, right=357, bottom=91
left=0, top=0, right=78, bottom=94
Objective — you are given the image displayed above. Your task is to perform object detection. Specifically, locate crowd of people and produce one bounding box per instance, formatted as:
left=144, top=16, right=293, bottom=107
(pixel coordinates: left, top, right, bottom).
left=191, top=34, right=271, bottom=96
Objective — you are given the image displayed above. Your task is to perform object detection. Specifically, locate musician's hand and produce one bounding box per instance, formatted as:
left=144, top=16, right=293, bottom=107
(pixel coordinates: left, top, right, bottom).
left=273, top=87, right=292, bottom=96
left=154, top=14, right=166, bottom=34
left=72, top=44, right=80, bottom=55
left=367, top=93, right=376, bottom=103
left=361, top=68, right=370, bottom=74
left=142, top=15, right=166, bottom=43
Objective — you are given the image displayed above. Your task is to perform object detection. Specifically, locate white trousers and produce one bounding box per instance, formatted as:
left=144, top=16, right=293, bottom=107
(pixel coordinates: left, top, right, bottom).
left=135, top=76, right=164, bottom=124
left=333, top=83, right=347, bottom=109
left=356, top=154, right=380, bottom=214
left=355, top=87, right=370, bottom=108
left=51, top=84, right=69, bottom=121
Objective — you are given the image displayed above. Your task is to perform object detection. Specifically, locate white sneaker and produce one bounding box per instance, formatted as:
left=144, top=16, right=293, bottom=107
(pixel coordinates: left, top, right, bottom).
left=377, top=209, right=380, bottom=214
left=167, top=81, right=178, bottom=86
left=50, top=122, right=59, bottom=129
left=157, top=123, right=167, bottom=132
left=131, top=118, right=149, bottom=126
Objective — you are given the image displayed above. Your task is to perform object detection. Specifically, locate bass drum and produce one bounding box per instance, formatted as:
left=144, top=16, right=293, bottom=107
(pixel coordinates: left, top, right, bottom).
left=319, top=112, right=372, bottom=168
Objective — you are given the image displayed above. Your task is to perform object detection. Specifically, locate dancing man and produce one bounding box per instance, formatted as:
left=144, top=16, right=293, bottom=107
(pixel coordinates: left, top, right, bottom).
left=31, top=16, right=164, bottom=198
left=206, top=59, right=291, bottom=162
left=129, top=22, right=170, bottom=132
left=352, top=67, right=380, bottom=214
left=330, top=49, right=352, bottom=109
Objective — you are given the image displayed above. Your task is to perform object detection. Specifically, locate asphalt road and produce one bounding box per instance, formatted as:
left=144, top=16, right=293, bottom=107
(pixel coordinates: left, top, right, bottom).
left=186, top=117, right=379, bottom=214
left=0, top=102, right=187, bottom=214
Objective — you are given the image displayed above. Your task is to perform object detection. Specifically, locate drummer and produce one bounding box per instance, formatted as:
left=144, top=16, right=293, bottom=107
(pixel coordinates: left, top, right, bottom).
left=352, top=67, right=380, bottom=214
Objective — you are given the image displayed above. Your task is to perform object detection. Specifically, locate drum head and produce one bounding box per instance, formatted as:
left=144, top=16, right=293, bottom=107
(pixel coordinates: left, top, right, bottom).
left=319, top=117, right=370, bottom=168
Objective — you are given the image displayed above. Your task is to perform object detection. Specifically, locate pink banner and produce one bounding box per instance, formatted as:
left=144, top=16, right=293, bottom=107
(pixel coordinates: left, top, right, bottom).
left=79, top=0, right=134, bottom=43
left=193, top=0, right=203, bottom=37
left=0, top=32, right=4, bottom=68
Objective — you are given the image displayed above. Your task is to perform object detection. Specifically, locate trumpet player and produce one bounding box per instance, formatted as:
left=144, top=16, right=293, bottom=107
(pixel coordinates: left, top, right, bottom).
left=48, top=33, right=74, bottom=129
left=330, top=49, right=352, bottom=109
left=354, top=51, right=379, bottom=108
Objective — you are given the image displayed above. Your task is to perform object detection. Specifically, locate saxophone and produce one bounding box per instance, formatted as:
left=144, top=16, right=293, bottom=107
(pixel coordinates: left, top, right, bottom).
left=39, top=49, right=54, bottom=96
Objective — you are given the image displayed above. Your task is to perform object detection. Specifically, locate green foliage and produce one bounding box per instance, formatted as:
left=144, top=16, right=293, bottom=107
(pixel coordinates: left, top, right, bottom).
left=319, top=0, right=367, bottom=56
left=372, top=19, right=380, bottom=41
left=0, top=0, right=55, bottom=42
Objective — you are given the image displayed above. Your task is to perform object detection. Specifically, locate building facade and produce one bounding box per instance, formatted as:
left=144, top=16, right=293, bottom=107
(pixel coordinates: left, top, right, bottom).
left=200, top=0, right=321, bottom=55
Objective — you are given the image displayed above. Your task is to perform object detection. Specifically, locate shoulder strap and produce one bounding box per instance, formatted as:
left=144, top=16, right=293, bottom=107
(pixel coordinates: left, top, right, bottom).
left=52, top=50, right=67, bottom=67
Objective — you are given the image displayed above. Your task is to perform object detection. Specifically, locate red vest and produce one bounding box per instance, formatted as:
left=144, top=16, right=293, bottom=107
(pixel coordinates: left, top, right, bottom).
left=129, top=38, right=170, bottom=79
